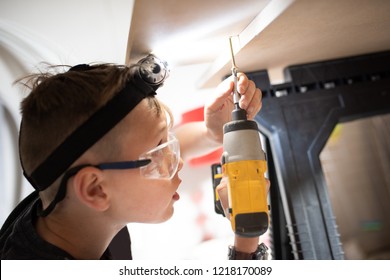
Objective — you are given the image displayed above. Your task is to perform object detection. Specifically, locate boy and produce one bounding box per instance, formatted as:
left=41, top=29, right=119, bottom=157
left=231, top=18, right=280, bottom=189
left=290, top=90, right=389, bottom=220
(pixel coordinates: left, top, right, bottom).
left=0, top=61, right=264, bottom=259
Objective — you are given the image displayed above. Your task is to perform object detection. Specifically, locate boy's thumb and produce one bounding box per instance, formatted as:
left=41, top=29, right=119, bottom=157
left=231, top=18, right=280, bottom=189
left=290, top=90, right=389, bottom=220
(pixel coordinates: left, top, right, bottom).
left=216, top=178, right=230, bottom=219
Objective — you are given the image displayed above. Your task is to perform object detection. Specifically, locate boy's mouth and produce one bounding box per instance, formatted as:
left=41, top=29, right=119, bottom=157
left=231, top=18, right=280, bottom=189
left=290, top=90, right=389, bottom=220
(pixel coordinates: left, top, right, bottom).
left=172, top=192, right=180, bottom=201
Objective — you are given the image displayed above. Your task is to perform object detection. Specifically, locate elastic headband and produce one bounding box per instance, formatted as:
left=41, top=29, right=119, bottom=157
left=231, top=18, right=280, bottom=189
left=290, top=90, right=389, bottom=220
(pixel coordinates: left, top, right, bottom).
left=23, top=66, right=157, bottom=191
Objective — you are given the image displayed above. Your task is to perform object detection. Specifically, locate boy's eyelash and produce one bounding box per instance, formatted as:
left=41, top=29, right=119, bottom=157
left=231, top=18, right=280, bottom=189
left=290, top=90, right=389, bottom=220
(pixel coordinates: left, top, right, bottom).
left=158, top=135, right=168, bottom=146
left=156, top=133, right=169, bottom=147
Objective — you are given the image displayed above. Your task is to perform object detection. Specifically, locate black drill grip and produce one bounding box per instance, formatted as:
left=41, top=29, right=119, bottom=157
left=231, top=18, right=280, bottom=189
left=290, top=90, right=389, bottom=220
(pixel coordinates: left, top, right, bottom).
left=211, top=163, right=225, bottom=216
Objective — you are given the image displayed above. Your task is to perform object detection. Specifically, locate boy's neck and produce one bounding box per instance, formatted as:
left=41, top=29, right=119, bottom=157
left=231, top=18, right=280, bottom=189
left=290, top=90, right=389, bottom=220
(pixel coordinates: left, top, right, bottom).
left=35, top=213, right=117, bottom=260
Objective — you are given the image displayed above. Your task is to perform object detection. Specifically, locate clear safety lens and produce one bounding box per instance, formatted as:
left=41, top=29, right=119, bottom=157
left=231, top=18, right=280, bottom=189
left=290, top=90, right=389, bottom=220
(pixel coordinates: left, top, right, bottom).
left=139, top=133, right=180, bottom=179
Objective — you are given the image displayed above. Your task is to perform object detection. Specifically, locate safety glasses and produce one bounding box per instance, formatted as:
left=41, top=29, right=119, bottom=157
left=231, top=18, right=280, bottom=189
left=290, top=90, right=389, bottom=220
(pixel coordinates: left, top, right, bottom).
left=38, top=133, right=180, bottom=217
left=97, top=132, right=180, bottom=180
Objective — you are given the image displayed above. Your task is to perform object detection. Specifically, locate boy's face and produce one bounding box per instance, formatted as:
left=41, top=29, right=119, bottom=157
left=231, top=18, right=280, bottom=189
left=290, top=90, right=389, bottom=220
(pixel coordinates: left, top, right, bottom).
left=106, top=99, right=183, bottom=224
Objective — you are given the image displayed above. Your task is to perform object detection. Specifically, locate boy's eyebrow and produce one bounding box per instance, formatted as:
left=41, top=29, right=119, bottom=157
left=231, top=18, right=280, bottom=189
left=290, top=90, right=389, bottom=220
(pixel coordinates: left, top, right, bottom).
left=23, top=76, right=156, bottom=191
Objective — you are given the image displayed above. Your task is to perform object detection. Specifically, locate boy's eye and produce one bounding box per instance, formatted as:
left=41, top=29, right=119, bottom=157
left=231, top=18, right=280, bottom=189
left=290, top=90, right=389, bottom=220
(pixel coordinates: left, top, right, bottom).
left=146, top=162, right=159, bottom=173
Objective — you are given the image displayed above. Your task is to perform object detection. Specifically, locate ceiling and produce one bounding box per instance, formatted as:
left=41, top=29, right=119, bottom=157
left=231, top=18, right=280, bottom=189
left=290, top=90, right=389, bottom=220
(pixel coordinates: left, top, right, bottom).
left=127, top=0, right=390, bottom=87
left=126, top=0, right=270, bottom=66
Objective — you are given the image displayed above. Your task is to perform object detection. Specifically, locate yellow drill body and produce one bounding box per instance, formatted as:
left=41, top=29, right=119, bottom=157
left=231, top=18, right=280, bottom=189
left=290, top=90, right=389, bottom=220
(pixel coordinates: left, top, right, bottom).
left=222, top=117, right=269, bottom=237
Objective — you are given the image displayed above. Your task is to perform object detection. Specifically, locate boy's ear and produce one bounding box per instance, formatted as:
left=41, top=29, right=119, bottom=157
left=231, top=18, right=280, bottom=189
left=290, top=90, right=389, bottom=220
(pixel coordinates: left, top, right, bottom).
left=71, top=166, right=110, bottom=211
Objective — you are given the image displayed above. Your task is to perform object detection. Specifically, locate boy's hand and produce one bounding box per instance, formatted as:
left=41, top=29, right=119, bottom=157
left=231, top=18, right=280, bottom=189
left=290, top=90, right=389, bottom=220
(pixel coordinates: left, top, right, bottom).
left=216, top=178, right=270, bottom=220
left=216, top=177, right=270, bottom=253
left=204, top=73, right=262, bottom=143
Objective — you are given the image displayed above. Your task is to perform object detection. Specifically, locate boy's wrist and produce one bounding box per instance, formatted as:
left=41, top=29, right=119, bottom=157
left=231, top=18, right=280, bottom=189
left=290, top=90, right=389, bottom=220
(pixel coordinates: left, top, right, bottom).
left=234, top=235, right=260, bottom=253
left=204, top=124, right=223, bottom=146
left=229, top=236, right=268, bottom=260
left=228, top=243, right=268, bottom=260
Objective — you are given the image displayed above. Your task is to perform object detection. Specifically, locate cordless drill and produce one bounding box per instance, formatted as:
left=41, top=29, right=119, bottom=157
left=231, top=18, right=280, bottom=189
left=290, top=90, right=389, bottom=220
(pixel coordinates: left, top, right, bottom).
left=211, top=38, right=269, bottom=237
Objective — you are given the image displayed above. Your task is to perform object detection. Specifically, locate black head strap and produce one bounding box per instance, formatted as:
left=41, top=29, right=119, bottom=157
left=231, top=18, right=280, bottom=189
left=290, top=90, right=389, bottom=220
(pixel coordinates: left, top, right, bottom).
left=23, top=66, right=156, bottom=191
left=36, top=164, right=90, bottom=217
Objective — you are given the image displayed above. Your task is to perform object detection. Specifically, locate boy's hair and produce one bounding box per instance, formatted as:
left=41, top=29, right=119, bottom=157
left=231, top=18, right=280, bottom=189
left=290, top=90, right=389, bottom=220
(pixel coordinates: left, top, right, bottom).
left=17, top=63, right=172, bottom=202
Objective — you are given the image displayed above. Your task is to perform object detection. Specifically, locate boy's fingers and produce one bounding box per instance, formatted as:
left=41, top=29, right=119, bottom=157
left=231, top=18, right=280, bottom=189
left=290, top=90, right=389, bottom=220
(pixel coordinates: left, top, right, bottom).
left=207, top=79, right=234, bottom=112
left=237, top=73, right=249, bottom=94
